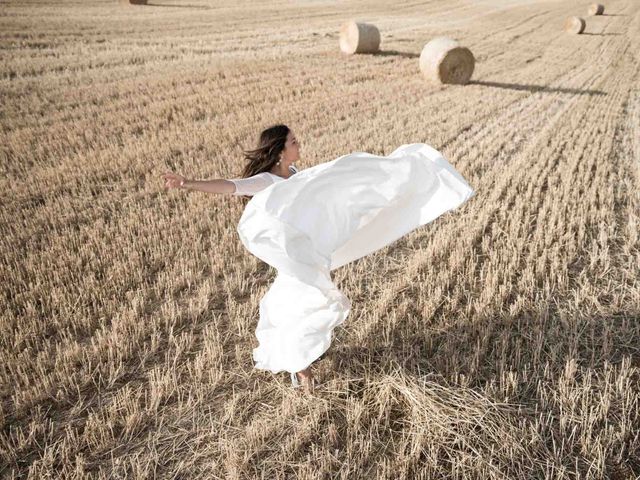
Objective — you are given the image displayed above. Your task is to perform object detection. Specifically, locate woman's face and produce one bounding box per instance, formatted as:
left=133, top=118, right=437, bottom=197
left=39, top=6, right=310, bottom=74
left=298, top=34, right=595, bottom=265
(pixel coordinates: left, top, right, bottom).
left=280, top=130, right=300, bottom=164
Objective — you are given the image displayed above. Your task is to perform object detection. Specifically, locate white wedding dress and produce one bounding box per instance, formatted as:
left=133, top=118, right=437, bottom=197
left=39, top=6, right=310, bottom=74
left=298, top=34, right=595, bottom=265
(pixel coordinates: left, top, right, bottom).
left=230, top=143, right=475, bottom=386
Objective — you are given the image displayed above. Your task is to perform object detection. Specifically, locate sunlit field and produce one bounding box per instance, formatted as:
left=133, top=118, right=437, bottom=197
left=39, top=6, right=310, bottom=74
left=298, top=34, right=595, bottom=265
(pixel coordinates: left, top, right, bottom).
left=1, top=0, right=639, bottom=478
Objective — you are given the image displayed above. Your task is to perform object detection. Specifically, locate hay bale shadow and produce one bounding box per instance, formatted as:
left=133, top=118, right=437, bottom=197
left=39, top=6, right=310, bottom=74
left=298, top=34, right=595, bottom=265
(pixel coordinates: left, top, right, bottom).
left=371, top=50, right=420, bottom=59
left=145, top=2, right=210, bottom=8
left=468, top=79, right=606, bottom=96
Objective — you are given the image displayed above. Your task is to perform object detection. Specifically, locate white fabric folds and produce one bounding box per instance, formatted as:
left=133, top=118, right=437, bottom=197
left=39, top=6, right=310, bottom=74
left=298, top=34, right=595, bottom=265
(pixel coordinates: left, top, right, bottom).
left=236, top=143, right=475, bottom=374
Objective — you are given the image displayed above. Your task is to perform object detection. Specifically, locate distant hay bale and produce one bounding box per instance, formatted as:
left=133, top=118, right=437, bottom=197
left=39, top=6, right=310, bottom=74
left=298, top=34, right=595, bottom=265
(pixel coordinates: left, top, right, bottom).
left=587, top=3, right=605, bottom=15
left=564, top=16, right=586, bottom=34
left=339, top=22, right=380, bottom=54
left=120, top=0, right=148, bottom=4
left=419, top=37, right=475, bottom=85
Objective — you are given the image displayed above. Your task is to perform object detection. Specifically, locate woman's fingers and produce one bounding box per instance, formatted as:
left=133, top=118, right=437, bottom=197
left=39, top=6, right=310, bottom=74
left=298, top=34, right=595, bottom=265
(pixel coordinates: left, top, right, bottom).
left=163, top=173, right=174, bottom=188
left=162, top=172, right=184, bottom=189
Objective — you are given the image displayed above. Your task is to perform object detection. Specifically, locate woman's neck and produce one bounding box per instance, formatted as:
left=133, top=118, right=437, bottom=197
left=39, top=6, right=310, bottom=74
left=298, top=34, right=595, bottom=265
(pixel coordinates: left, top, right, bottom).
left=270, top=165, right=292, bottom=178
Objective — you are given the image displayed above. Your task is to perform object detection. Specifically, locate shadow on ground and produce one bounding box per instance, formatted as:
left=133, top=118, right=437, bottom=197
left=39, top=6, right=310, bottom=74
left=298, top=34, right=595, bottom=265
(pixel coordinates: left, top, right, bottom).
left=583, top=32, right=622, bottom=36
left=145, top=3, right=211, bottom=8
left=371, top=50, right=420, bottom=59
left=469, top=79, right=607, bottom=96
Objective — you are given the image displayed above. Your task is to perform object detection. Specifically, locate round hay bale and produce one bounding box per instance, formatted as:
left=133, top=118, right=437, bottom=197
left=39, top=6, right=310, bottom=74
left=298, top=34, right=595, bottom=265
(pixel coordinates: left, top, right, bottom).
left=339, top=22, right=380, bottom=54
left=419, top=37, right=475, bottom=85
left=587, top=3, right=605, bottom=15
left=564, top=16, right=586, bottom=34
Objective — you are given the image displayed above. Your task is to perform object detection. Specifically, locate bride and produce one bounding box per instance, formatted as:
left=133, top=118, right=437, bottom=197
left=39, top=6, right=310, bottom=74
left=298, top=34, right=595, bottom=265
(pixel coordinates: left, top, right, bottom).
left=162, top=124, right=475, bottom=394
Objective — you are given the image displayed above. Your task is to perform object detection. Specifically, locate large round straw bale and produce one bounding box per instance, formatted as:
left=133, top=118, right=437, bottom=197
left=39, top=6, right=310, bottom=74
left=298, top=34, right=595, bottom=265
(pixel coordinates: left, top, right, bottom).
left=339, top=22, right=380, bottom=54
left=564, top=16, right=586, bottom=34
left=419, top=37, right=475, bottom=85
left=587, top=3, right=605, bottom=15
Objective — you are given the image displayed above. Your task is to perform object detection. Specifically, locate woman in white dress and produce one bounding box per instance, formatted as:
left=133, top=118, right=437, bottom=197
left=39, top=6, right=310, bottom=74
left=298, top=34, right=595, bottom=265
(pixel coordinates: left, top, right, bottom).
left=163, top=124, right=475, bottom=394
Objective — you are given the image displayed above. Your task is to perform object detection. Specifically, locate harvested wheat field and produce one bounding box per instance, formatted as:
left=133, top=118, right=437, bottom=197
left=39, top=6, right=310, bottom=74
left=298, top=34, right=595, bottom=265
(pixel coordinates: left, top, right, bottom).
left=1, top=0, right=639, bottom=478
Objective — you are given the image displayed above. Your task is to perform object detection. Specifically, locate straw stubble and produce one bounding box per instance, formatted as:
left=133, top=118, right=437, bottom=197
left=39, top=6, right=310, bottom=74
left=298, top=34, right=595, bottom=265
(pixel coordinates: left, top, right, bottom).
left=2, top=0, right=639, bottom=478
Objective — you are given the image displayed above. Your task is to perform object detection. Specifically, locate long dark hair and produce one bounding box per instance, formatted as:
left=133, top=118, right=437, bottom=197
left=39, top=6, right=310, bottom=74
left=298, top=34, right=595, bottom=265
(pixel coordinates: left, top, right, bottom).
left=234, top=124, right=290, bottom=202
left=240, top=124, right=289, bottom=178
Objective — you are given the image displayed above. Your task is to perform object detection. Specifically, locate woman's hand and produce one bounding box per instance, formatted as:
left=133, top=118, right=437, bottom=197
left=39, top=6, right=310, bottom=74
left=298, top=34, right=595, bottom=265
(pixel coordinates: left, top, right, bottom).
left=162, top=174, right=229, bottom=194
left=162, top=172, right=187, bottom=189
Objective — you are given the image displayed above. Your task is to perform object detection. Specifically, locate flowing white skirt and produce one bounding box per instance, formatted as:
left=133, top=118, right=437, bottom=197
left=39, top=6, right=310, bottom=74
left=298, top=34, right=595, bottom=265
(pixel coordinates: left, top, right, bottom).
left=236, top=143, right=475, bottom=375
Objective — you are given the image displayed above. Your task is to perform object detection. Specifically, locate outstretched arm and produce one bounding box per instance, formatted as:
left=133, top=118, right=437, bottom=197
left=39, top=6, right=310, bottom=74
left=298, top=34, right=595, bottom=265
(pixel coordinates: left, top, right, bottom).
left=162, top=172, right=235, bottom=194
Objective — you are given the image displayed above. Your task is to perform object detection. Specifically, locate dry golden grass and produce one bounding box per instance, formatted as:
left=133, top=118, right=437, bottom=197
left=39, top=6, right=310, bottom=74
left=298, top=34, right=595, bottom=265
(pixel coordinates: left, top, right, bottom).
left=1, top=0, right=639, bottom=478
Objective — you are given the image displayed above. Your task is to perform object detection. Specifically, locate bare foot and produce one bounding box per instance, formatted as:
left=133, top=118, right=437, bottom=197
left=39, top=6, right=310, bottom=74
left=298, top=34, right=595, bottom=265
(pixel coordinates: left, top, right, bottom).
left=296, top=367, right=315, bottom=393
